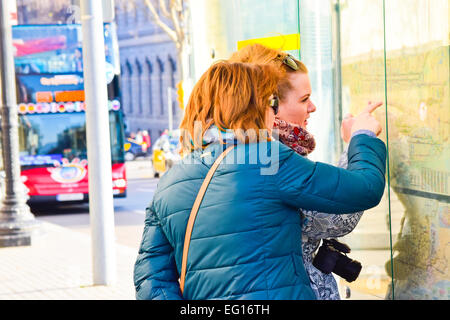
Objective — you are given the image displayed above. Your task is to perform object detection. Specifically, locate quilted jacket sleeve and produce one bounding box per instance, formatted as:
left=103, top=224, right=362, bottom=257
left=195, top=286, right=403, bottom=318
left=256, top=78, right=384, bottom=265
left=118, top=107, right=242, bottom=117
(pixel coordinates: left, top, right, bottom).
left=301, top=148, right=364, bottom=239
left=134, top=202, right=183, bottom=300
left=276, top=134, right=386, bottom=214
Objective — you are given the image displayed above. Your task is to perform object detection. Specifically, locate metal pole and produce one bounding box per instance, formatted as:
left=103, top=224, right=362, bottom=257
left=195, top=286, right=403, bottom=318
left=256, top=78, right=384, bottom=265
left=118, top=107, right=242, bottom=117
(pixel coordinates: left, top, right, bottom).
left=0, top=0, right=40, bottom=247
left=80, top=0, right=116, bottom=285
left=333, top=0, right=344, bottom=160
left=167, top=87, right=173, bottom=131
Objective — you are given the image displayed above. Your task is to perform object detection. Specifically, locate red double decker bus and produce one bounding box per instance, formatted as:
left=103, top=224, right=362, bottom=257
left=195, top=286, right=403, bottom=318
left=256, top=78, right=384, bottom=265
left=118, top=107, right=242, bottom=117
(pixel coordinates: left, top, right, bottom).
left=13, top=22, right=127, bottom=204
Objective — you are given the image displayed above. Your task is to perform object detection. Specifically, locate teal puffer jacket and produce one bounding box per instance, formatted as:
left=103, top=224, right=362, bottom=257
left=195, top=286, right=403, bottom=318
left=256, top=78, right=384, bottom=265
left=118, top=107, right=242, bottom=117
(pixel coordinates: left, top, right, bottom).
left=134, top=134, right=386, bottom=300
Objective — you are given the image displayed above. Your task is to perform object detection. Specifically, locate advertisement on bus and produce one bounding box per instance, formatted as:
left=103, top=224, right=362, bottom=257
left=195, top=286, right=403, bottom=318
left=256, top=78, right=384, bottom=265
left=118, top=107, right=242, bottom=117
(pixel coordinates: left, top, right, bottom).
left=13, top=23, right=126, bottom=204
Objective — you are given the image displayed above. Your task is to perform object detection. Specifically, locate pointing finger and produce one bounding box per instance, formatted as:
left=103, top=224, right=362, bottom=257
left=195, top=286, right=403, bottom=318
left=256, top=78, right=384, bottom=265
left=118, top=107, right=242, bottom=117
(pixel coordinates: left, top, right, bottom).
left=364, top=101, right=383, bottom=114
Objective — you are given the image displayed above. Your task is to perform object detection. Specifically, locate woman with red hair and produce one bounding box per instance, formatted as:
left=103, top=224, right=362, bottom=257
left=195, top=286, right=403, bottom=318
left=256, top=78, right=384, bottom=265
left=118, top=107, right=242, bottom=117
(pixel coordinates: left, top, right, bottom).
left=134, top=60, right=386, bottom=300
left=229, top=43, right=383, bottom=299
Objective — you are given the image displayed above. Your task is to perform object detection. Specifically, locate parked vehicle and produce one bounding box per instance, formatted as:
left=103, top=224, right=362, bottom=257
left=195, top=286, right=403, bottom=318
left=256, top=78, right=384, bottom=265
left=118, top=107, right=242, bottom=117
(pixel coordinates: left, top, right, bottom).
left=151, top=130, right=181, bottom=178
left=124, top=137, right=150, bottom=161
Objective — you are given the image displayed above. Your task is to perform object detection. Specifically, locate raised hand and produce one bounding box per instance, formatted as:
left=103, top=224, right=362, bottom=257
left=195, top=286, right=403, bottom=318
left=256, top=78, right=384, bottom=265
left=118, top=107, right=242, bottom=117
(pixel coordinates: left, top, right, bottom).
left=350, top=101, right=383, bottom=137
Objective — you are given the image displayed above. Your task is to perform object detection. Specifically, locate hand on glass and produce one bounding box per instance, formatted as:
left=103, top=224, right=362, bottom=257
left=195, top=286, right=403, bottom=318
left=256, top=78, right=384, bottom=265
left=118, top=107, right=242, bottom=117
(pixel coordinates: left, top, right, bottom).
left=350, top=101, right=383, bottom=137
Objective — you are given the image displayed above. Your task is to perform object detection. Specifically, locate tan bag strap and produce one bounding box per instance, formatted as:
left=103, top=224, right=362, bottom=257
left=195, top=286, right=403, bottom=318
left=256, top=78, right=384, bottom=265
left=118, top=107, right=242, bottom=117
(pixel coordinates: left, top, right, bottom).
left=179, top=145, right=235, bottom=294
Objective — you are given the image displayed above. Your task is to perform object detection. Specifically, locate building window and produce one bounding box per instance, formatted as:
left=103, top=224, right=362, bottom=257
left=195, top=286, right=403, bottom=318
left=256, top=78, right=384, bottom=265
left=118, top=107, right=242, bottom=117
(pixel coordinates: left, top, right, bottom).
left=168, top=55, right=177, bottom=114
left=135, top=59, right=143, bottom=115
left=126, top=3, right=135, bottom=27
left=120, top=62, right=128, bottom=114
left=168, top=55, right=176, bottom=88
left=125, top=60, right=133, bottom=114
left=157, top=57, right=165, bottom=116
left=145, top=58, right=153, bottom=115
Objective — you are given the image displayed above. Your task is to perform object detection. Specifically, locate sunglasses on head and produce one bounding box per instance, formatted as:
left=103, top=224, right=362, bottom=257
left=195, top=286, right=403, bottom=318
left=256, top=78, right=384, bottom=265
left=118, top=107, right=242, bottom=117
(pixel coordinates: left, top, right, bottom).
left=268, top=54, right=298, bottom=115
left=281, top=54, right=299, bottom=71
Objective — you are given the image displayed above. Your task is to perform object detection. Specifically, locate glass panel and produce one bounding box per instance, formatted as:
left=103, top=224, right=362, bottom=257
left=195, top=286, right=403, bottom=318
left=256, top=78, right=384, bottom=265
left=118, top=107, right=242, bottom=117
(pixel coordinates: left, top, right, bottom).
left=384, top=0, right=450, bottom=300
left=189, top=0, right=301, bottom=81
left=298, top=0, right=336, bottom=164
left=229, top=0, right=301, bottom=58
left=335, top=0, right=393, bottom=299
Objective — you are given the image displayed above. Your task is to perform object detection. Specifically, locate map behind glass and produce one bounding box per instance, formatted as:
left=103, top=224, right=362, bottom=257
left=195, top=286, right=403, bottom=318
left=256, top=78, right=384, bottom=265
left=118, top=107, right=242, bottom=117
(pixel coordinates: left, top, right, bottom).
left=340, top=0, right=449, bottom=299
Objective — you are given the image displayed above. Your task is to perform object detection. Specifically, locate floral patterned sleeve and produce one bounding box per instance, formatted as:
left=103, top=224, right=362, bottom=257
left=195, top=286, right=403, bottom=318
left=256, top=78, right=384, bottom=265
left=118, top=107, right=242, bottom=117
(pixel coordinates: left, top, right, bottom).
left=301, top=148, right=364, bottom=240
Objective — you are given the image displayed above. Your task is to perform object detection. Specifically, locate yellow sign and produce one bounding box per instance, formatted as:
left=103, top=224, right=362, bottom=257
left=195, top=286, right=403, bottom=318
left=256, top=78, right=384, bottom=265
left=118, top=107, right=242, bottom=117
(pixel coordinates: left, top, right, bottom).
left=237, top=33, right=300, bottom=51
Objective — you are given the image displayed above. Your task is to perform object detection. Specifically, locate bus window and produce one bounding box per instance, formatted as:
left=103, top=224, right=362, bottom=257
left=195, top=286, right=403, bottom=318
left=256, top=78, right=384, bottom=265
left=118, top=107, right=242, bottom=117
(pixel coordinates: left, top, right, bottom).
left=19, top=112, right=87, bottom=166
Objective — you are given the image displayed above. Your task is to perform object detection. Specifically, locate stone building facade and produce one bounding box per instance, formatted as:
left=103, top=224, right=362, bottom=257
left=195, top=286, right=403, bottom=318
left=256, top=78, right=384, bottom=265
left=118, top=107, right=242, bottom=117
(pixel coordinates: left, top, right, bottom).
left=115, top=1, right=182, bottom=144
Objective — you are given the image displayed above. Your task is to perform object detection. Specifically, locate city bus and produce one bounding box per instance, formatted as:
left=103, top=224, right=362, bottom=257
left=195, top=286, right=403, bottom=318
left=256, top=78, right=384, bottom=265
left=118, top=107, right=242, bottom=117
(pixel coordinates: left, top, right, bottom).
left=13, top=22, right=127, bottom=204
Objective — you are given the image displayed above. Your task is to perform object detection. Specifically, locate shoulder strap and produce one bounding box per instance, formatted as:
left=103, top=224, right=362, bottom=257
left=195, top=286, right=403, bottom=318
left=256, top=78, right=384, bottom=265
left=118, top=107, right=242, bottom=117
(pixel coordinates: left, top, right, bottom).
left=179, top=145, right=235, bottom=295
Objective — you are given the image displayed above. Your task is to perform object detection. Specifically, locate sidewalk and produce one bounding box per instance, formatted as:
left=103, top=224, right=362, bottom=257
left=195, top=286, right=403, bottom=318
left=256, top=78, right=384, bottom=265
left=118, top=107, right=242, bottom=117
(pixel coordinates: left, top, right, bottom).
left=125, top=159, right=154, bottom=179
left=0, top=221, right=137, bottom=300
left=0, top=185, right=397, bottom=300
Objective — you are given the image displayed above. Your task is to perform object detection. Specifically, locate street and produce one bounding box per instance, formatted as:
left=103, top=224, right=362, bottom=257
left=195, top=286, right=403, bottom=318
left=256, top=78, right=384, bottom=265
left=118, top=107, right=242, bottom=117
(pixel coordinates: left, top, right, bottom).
left=30, top=163, right=158, bottom=251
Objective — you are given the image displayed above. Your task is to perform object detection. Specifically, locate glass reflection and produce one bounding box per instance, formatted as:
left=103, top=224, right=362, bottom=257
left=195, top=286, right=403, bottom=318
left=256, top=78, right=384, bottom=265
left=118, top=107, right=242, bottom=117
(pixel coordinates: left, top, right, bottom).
left=335, top=0, right=392, bottom=300
left=336, top=0, right=449, bottom=300
left=383, top=0, right=449, bottom=300
left=181, top=0, right=450, bottom=300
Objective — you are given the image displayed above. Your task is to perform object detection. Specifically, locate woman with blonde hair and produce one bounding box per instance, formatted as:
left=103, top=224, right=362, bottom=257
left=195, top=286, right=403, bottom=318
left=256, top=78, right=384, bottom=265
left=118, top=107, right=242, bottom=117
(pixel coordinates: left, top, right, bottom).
left=133, top=60, right=386, bottom=300
left=229, top=43, right=381, bottom=299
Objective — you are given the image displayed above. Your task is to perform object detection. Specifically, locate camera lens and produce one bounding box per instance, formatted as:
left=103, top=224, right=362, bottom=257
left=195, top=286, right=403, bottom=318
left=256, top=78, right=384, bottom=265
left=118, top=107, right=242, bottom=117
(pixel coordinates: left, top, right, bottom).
left=312, top=245, right=341, bottom=274
left=334, top=255, right=362, bottom=283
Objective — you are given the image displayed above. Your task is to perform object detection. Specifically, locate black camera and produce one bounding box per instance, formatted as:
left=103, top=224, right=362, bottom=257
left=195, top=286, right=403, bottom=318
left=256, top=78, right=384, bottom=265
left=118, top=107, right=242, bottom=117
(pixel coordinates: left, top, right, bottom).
left=312, top=239, right=362, bottom=283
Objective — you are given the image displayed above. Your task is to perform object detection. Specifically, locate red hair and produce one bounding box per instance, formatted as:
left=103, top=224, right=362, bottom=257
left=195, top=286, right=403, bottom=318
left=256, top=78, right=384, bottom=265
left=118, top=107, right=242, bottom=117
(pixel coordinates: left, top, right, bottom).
left=228, top=43, right=308, bottom=102
left=180, top=61, right=282, bottom=152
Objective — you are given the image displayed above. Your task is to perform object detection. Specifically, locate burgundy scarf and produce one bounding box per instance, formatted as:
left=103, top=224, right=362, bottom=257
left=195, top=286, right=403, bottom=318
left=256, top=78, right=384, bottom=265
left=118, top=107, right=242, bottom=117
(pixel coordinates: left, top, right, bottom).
left=273, top=118, right=316, bottom=156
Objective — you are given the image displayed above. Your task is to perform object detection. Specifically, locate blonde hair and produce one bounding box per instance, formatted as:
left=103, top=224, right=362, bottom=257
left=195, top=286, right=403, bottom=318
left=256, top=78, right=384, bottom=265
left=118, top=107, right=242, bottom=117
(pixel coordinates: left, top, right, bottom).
left=179, top=61, right=282, bottom=152
left=228, top=43, right=308, bottom=102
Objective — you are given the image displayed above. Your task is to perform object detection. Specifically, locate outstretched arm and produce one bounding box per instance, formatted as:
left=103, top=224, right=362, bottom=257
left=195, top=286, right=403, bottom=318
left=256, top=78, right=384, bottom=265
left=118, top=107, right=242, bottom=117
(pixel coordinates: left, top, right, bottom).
left=275, top=133, right=386, bottom=214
